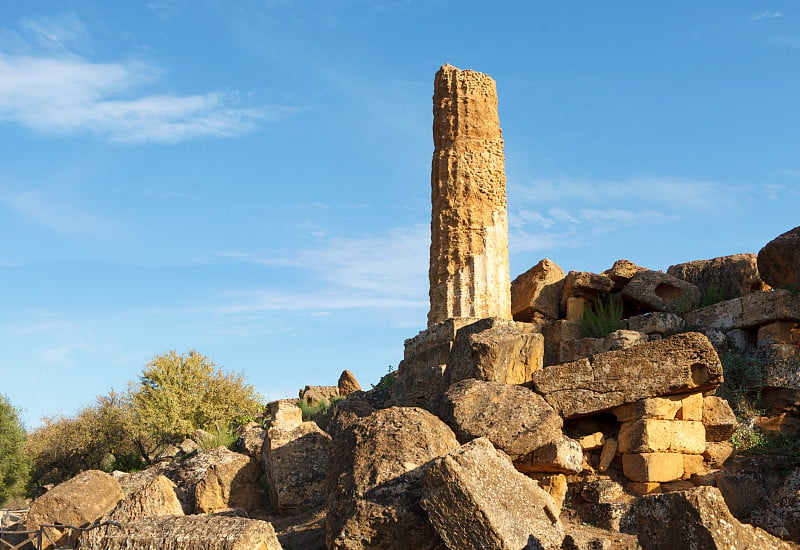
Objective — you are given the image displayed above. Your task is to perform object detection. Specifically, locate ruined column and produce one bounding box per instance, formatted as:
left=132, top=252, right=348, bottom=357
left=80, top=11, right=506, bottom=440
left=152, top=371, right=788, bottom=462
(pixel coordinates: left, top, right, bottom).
left=428, top=64, right=511, bottom=326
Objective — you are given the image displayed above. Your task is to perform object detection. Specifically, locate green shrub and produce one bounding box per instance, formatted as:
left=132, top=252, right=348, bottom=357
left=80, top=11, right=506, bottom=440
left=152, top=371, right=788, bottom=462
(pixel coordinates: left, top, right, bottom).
left=0, top=394, right=30, bottom=506
left=579, top=297, right=624, bottom=338
left=716, top=353, right=764, bottom=414
left=198, top=425, right=239, bottom=452
left=297, top=397, right=344, bottom=432
left=698, top=283, right=728, bottom=308
left=371, top=368, right=397, bottom=403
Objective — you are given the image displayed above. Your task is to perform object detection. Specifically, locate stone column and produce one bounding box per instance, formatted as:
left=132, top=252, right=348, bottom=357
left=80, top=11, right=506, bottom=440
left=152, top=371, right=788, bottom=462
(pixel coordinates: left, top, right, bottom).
left=428, top=64, right=511, bottom=326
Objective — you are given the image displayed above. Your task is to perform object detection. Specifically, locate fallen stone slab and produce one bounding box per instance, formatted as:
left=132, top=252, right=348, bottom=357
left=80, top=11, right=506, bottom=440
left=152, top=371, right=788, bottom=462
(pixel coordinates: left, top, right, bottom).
left=602, top=258, right=647, bottom=291
left=439, top=379, right=562, bottom=460
left=326, top=406, right=458, bottom=549
left=702, top=396, right=738, bottom=442
left=621, top=486, right=793, bottom=549
left=529, top=332, right=723, bottom=418
left=27, top=469, right=124, bottom=550
left=621, top=270, right=700, bottom=313
left=511, top=258, right=565, bottom=322
left=81, top=515, right=283, bottom=550
left=667, top=253, right=767, bottom=301
left=758, top=225, right=800, bottom=289
left=514, top=434, right=583, bottom=475
left=421, top=437, right=564, bottom=550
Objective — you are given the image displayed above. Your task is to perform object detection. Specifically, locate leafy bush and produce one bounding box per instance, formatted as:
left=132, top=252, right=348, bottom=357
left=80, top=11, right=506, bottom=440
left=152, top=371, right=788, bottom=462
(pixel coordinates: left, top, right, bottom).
left=0, top=394, right=30, bottom=506
left=579, top=296, right=624, bottom=338
left=198, top=425, right=240, bottom=452
left=716, top=352, right=764, bottom=414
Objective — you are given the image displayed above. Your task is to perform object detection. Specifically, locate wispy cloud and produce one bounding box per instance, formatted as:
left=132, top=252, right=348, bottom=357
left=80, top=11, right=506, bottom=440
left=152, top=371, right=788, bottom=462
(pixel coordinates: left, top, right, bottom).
left=0, top=187, right=110, bottom=234
left=752, top=10, right=784, bottom=20
left=0, top=15, right=282, bottom=143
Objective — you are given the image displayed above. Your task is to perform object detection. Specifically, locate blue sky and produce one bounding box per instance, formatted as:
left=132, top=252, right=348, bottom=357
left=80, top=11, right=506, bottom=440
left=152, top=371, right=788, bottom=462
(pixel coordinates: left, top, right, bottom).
left=1, top=1, right=798, bottom=428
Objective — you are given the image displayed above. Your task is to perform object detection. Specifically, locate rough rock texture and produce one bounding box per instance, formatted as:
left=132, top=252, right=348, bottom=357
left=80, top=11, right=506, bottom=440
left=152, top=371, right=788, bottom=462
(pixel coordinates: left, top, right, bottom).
left=621, top=486, right=793, bottom=549
left=515, top=435, right=583, bottom=474
left=529, top=332, right=723, bottom=418
left=392, top=318, right=475, bottom=410
left=195, top=449, right=263, bottom=513
left=621, top=270, right=701, bottom=313
left=758, top=225, right=800, bottom=289
left=602, top=259, right=647, bottom=290
left=702, top=396, right=739, bottom=442
left=542, top=320, right=582, bottom=366
left=299, top=385, right=340, bottom=406
left=439, top=379, right=563, bottom=460
left=26, top=470, right=124, bottom=550
left=667, top=254, right=767, bottom=300
left=428, top=64, right=511, bottom=325
left=235, top=422, right=267, bottom=460
left=703, top=441, right=734, bottom=468
left=562, top=523, right=640, bottom=550
left=81, top=515, right=283, bottom=550
left=762, top=343, right=800, bottom=391
left=560, top=271, right=614, bottom=315
left=684, top=289, right=800, bottom=331
left=750, top=468, right=800, bottom=542
left=557, top=330, right=647, bottom=364
left=264, top=421, right=331, bottom=514
left=626, top=312, right=686, bottom=335
left=443, top=317, right=544, bottom=388
left=421, top=438, right=564, bottom=550
left=618, top=419, right=706, bottom=454
left=337, top=369, right=361, bottom=395
left=326, top=407, right=458, bottom=549
left=511, top=258, right=565, bottom=322
left=268, top=400, right=302, bottom=425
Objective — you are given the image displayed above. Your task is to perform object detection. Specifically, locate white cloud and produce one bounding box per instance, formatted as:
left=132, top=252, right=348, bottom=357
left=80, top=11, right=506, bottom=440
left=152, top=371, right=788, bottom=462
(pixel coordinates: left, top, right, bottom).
left=752, top=10, right=783, bottom=20
left=1, top=188, right=110, bottom=234
left=0, top=16, right=279, bottom=143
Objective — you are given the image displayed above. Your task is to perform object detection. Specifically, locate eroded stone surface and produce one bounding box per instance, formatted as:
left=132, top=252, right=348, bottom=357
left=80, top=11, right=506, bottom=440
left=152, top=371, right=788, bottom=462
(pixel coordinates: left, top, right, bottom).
left=511, top=258, right=565, bottom=322
left=667, top=254, right=767, bottom=300
left=428, top=64, right=511, bottom=325
left=758, top=225, right=800, bottom=289
left=621, top=270, right=700, bottom=313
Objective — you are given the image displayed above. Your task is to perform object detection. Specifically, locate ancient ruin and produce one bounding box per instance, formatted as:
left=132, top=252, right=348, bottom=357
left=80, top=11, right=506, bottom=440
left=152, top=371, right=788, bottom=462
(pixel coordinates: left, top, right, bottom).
left=427, top=64, right=511, bottom=326
left=8, top=65, right=800, bottom=550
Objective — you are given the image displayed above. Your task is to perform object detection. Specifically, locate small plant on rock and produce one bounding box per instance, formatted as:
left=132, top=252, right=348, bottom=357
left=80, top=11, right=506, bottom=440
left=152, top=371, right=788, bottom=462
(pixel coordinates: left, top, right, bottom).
left=716, top=352, right=765, bottom=415
left=579, top=296, right=624, bottom=338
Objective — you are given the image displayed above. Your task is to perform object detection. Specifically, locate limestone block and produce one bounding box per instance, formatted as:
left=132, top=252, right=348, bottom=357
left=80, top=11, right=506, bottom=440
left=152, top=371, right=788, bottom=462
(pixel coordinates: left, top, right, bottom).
left=621, top=453, right=684, bottom=483
left=602, top=258, right=647, bottom=290
left=677, top=392, right=704, bottom=421
left=268, top=400, right=302, bottom=428
left=703, top=441, right=734, bottom=468
left=758, top=320, right=800, bottom=347
left=264, top=420, right=330, bottom=514
left=577, top=432, right=605, bottom=450
left=757, top=225, right=800, bottom=289
left=741, top=288, right=800, bottom=327
left=682, top=454, right=709, bottom=479
left=195, top=450, right=262, bottom=513
left=440, top=379, right=563, bottom=460
left=337, top=369, right=361, bottom=395
left=536, top=473, right=568, bottom=512
left=558, top=336, right=607, bottom=364
left=566, top=296, right=586, bottom=322
left=326, top=407, right=458, bottom=549
left=80, top=515, right=283, bottom=550
left=560, top=271, right=614, bottom=312
left=530, top=332, right=723, bottom=418
left=542, top=320, right=581, bottom=366
left=618, top=419, right=705, bottom=455
left=421, top=438, right=565, bottom=550
left=511, top=258, right=565, bottom=321
left=598, top=438, right=617, bottom=473
left=622, top=486, right=793, bottom=550
left=444, top=317, right=544, bottom=387
left=234, top=422, right=266, bottom=460
left=299, top=385, right=339, bottom=406
left=702, top=396, right=739, bottom=442
left=660, top=480, right=696, bottom=492
left=580, top=478, right=625, bottom=504
left=428, top=64, right=511, bottom=325
left=762, top=343, right=800, bottom=390
left=684, top=298, right=744, bottom=331
left=621, top=270, right=700, bottom=313
left=627, top=482, right=661, bottom=496
left=614, top=396, right=683, bottom=422
left=27, top=470, right=124, bottom=550
left=515, top=435, right=583, bottom=474
left=726, top=328, right=754, bottom=353
left=667, top=253, right=767, bottom=300
left=625, top=312, right=686, bottom=335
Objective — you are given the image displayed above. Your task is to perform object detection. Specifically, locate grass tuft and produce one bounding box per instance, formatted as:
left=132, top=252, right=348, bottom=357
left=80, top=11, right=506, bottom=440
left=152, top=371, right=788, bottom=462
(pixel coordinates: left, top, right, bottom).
left=579, top=296, right=624, bottom=338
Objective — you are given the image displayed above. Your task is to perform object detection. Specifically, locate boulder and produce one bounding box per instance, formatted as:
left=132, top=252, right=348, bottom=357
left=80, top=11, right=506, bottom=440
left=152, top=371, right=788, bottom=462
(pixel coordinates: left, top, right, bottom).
left=758, top=321, right=800, bottom=347
left=234, top=422, right=267, bottom=460
left=621, top=486, right=793, bottom=549
left=602, top=259, right=647, bottom=290
left=421, top=437, right=564, bottom=550
left=443, top=317, right=544, bottom=389
left=702, top=396, right=738, bottom=442
left=758, top=225, right=800, bottom=289
left=683, top=291, right=800, bottom=332
left=195, top=449, right=263, bottom=513
left=529, top=332, right=723, bottom=418
left=560, top=271, right=614, bottom=314
left=81, top=515, right=283, bottom=550
left=621, top=270, right=700, bottom=313
left=750, top=468, right=800, bottom=542
left=625, top=312, right=685, bottom=335
left=337, top=370, right=361, bottom=395
left=667, top=254, right=767, bottom=301
left=264, top=420, right=331, bottom=514
left=299, top=385, right=340, bottom=406
left=439, top=379, right=563, bottom=461
left=558, top=330, right=647, bottom=364
left=326, top=407, right=458, bottom=550
left=515, top=434, right=583, bottom=474
left=562, top=523, right=640, bottom=550
left=542, top=320, right=581, bottom=366
left=511, top=258, right=565, bottom=321
left=703, top=441, right=734, bottom=468
left=762, top=343, right=800, bottom=391
left=268, top=400, right=302, bottom=426
left=26, top=470, right=124, bottom=550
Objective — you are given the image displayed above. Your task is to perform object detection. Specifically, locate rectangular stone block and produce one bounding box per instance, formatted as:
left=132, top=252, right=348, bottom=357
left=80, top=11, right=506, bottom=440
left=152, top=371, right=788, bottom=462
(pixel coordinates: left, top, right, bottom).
left=619, top=419, right=706, bottom=454
left=683, top=298, right=743, bottom=331
left=677, top=392, right=704, bottom=421
left=627, top=482, right=661, bottom=496
left=622, top=453, right=684, bottom=483
left=741, top=288, right=800, bottom=327
left=758, top=321, right=800, bottom=347
left=682, top=454, right=708, bottom=479
left=614, top=396, right=683, bottom=422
